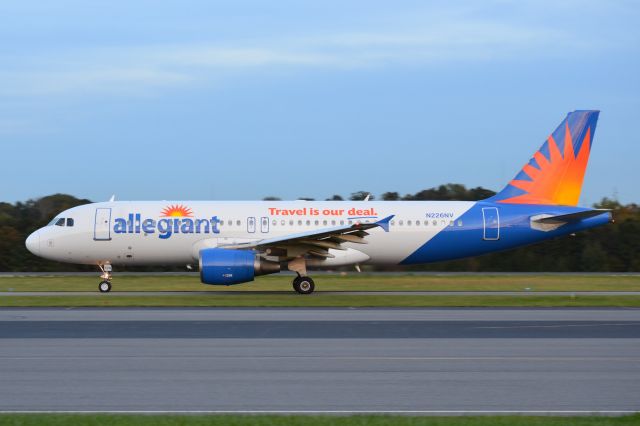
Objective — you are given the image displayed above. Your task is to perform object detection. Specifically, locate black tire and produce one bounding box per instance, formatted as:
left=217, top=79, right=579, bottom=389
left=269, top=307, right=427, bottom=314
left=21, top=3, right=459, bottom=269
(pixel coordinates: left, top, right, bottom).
left=99, top=281, right=112, bottom=293
left=293, top=276, right=315, bottom=295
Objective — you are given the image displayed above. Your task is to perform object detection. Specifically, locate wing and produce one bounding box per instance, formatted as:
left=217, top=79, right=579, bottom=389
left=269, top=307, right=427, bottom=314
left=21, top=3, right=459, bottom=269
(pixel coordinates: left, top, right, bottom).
left=219, top=215, right=394, bottom=259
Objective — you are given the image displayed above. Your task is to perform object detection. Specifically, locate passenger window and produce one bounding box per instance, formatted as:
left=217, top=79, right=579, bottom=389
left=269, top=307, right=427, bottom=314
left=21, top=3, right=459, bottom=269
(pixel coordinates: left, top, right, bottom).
left=289, top=220, right=294, bottom=226
left=55, top=218, right=65, bottom=226
left=66, top=218, right=74, bottom=227
left=399, top=220, right=403, bottom=226
left=272, top=219, right=277, bottom=226
left=237, top=220, right=241, bottom=226
left=407, top=220, right=412, bottom=226
left=314, top=220, right=319, bottom=226
left=415, top=220, right=420, bottom=226
left=298, top=220, right=302, bottom=226
left=323, top=220, right=327, bottom=226
left=340, top=220, right=344, bottom=225
left=306, top=220, right=311, bottom=226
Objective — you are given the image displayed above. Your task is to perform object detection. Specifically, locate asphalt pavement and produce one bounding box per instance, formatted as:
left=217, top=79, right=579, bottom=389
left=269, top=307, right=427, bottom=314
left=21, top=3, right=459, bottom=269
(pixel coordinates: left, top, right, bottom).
left=0, top=308, right=638, bottom=413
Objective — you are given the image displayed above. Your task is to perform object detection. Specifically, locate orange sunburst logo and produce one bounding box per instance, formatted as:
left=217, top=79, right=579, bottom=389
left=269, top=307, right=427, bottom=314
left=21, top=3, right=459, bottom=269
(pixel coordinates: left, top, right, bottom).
left=499, top=124, right=591, bottom=206
left=160, top=204, right=193, bottom=217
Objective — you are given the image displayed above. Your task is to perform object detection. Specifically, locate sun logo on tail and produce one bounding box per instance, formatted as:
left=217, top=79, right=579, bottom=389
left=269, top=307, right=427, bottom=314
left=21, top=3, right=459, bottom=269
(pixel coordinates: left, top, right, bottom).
left=498, top=123, right=592, bottom=206
left=160, top=204, right=193, bottom=217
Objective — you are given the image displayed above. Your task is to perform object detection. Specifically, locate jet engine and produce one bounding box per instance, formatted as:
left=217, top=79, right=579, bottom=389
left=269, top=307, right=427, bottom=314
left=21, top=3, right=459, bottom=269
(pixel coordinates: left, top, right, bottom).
left=199, top=248, right=280, bottom=285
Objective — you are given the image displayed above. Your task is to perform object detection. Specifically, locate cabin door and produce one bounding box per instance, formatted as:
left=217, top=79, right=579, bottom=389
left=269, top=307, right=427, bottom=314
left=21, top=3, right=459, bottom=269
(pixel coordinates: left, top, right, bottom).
left=482, top=207, right=500, bottom=240
left=94, top=208, right=112, bottom=241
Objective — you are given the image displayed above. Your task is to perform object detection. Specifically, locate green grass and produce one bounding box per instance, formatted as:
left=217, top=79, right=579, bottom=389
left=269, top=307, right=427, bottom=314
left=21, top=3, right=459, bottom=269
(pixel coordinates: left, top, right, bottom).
left=1, top=273, right=640, bottom=292
left=0, top=414, right=639, bottom=426
left=2, top=274, right=639, bottom=307
left=1, top=294, right=640, bottom=307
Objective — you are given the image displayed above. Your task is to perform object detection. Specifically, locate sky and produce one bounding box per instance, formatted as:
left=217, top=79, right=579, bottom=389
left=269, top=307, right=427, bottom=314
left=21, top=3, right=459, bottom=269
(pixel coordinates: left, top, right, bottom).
left=1, top=0, right=639, bottom=205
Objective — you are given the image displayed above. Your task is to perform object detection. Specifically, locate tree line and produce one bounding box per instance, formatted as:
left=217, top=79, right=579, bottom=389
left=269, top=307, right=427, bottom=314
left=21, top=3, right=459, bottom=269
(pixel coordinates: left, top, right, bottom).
left=1, top=185, right=638, bottom=272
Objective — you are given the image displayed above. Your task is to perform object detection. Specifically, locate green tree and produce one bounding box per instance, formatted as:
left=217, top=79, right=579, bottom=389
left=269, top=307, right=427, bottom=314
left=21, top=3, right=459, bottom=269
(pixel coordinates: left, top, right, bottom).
left=403, top=184, right=496, bottom=201
left=581, top=242, right=610, bottom=272
left=1, top=191, right=638, bottom=272
left=350, top=191, right=373, bottom=201
left=381, top=192, right=401, bottom=201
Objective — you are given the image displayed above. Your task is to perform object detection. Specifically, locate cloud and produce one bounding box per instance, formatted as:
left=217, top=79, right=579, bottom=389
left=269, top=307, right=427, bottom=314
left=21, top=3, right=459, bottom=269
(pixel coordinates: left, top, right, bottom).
left=0, top=14, right=592, bottom=97
left=0, top=68, right=190, bottom=96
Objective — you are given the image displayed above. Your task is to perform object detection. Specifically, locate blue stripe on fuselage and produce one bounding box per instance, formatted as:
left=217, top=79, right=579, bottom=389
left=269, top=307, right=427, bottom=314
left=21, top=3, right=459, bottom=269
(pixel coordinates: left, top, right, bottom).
left=400, top=202, right=611, bottom=265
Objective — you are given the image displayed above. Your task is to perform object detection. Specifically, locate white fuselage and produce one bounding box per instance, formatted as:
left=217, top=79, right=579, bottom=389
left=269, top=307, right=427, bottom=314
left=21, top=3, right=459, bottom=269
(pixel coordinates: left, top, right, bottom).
left=26, top=200, right=475, bottom=267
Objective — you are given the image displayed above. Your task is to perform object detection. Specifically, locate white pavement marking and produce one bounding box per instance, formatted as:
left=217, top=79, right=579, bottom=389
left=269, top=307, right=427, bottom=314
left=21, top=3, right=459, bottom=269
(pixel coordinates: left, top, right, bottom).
left=0, top=410, right=637, bottom=416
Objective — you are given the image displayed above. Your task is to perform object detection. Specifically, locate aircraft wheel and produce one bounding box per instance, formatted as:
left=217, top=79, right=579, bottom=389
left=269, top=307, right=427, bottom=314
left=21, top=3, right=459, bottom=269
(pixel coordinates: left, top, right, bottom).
left=293, top=276, right=315, bottom=295
left=99, top=281, right=112, bottom=293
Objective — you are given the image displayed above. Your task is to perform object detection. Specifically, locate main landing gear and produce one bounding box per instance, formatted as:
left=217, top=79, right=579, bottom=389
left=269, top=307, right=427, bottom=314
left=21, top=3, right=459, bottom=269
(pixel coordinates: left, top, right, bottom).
left=292, top=275, right=315, bottom=295
left=98, top=264, right=112, bottom=293
left=288, top=257, right=315, bottom=295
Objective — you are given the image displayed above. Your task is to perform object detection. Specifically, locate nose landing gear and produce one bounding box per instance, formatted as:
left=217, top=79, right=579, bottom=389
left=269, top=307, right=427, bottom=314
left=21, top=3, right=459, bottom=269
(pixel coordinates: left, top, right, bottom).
left=99, top=281, right=112, bottom=293
left=98, top=264, right=112, bottom=293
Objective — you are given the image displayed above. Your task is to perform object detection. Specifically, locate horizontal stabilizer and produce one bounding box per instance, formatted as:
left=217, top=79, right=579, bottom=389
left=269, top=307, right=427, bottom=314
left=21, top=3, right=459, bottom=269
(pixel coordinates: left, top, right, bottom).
left=532, top=209, right=610, bottom=225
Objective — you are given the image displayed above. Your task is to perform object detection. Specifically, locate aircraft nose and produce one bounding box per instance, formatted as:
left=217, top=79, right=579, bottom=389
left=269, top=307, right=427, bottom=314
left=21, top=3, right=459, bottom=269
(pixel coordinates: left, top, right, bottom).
left=26, top=230, right=40, bottom=256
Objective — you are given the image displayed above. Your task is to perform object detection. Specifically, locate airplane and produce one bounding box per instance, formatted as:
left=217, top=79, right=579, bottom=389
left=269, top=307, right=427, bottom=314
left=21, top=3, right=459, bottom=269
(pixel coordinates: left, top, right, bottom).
left=25, top=110, right=612, bottom=294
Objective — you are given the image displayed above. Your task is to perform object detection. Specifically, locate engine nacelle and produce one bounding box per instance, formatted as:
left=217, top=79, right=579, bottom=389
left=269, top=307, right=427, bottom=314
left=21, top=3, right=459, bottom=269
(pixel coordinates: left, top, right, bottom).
left=199, top=248, right=280, bottom=285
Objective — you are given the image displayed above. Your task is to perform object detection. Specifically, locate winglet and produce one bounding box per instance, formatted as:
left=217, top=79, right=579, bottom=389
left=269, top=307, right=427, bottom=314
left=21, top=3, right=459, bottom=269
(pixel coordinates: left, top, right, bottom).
left=375, top=215, right=394, bottom=232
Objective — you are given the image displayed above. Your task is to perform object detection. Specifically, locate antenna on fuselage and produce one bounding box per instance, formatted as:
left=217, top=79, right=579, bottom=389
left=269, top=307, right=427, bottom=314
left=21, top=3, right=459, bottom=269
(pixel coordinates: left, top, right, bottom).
left=108, top=195, right=115, bottom=202
left=363, top=194, right=371, bottom=201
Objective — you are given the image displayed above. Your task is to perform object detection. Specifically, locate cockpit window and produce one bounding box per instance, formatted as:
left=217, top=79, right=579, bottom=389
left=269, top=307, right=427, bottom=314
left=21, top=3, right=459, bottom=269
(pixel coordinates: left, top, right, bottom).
left=48, top=217, right=74, bottom=226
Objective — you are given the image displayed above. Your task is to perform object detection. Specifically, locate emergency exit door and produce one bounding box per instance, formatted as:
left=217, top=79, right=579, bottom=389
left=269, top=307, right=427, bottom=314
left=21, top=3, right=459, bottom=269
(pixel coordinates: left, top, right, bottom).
left=94, top=208, right=112, bottom=241
left=482, top=207, right=500, bottom=240
left=247, top=217, right=256, bottom=233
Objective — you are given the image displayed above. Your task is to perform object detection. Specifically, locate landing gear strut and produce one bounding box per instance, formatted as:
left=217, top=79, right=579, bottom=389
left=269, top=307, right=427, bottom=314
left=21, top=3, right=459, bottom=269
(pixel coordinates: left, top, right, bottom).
left=293, top=275, right=315, bottom=295
left=98, top=264, right=112, bottom=293
left=288, top=257, right=314, bottom=294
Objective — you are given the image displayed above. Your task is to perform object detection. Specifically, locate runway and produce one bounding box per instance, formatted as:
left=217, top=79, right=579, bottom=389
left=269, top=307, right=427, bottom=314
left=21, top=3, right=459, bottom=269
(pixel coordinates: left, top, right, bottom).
left=0, top=308, right=639, bottom=413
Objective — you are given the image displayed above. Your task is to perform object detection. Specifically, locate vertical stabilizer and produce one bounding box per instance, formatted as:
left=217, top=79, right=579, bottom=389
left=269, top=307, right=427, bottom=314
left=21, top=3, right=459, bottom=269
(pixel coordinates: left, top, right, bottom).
left=488, top=110, right=599, bottom=206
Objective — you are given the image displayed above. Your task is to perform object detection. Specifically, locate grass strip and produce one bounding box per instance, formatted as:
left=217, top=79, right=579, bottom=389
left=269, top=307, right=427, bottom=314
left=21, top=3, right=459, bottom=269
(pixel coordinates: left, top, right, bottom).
left=1, top=274, right=640, bottom=293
